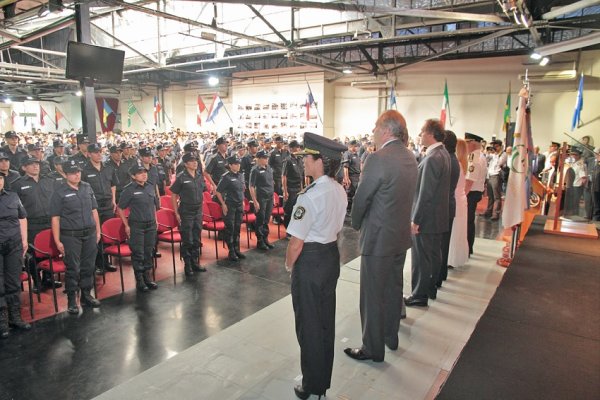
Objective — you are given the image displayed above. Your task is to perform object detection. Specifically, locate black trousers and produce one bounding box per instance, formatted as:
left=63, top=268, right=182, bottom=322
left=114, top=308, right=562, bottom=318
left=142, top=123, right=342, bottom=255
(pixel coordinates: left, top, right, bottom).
left=61, top=230, right=97, bottom=292
left=283, top=189, right=300, bottom=228
left=346, top=175, right=360, bottom=212
left=291, top=242, right=339, bottom=395
left=129, top=222, right=157, bottom=273
left=360, top=252, right=406, bottom=361
left=467, top=191, right=483, bottom=255
left=438, top=217, right=454, bottom=284
left=179, top=208, right=202, bottom=264
left=255, top=195, right=273, bottom=240
left=0, top=239, right=23, bottom=308
left=411, top=232, right=442, bottom=299
left=223, top=203, right=242, bottom=247
left=96, top=206, right=115, bottom=270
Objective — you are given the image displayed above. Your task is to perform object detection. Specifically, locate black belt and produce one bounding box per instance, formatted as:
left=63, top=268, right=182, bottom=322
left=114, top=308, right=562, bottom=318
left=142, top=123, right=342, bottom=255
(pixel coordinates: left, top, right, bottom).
left=302, top=241, right=337, bottom=251
left=60, top=227, right=95, bottom=237
left=129, top=220, right=156, bottom=229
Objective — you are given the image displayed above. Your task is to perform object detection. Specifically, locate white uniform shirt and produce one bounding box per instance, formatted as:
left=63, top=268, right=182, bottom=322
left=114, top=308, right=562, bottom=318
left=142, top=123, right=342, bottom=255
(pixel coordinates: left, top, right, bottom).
left=466, top=149, right=487, bottom=192
left=487, top=152, right=507, bottom=176
left=572, top=159, right=587, bottom=187
left=286, top=175, right=347, bottom=243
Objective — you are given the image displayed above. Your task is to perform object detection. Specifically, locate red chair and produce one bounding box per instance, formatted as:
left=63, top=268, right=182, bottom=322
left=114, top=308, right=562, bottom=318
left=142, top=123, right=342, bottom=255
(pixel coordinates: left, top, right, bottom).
left=164, top=186, right=172, bottom=196
left=202, top=201, right=226, bottom=259
left=271, top=192, right=285, bottom=238
left=101, top=218, right=132, bottom=293
left=156, top=208, right=181, bottom=284
left=20, top=271, right=34, bottom=318
left=242, top=198, right=257, bottom=248
left=160, top=195, right=173, bottom=210
left=202, top=190, right=212, bottom=204
left=31, top=229, right=66, bottom=313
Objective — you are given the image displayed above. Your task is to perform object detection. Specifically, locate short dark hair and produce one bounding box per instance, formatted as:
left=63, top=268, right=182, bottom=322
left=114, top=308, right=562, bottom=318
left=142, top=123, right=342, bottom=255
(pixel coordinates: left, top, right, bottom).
left=423, top=119, right=445, bottom=142
left=443, top=130, right=457, bottom=154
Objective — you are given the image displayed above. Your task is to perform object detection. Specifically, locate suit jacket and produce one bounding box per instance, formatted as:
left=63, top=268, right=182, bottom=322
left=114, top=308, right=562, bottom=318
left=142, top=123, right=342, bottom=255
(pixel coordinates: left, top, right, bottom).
left=534, top=153, right=546, bottom=177
left=411, top=144, right=451, bottom=234
left=351, top=140, right=418, bottom=256
left=448, top=152, right=460, bottom=220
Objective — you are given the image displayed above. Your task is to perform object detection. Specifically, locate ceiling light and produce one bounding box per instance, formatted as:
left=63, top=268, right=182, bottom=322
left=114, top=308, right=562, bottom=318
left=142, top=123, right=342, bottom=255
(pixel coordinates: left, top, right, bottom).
left=539, top=57, right=550, bottom=66
left=4, top=98, right=12, bottom=104
left=26, top=96, right=33, bottom=100
left=208, top=76, right=219, bottom=86
left=75, top=90, right=82, bottom=96
left=530, top=52, right=542, bottom=60
left=195, top=65, right=237, bottom=73
left=25, top=80, right=33, bottom=84
left=342, top=68, right=353, bottom=74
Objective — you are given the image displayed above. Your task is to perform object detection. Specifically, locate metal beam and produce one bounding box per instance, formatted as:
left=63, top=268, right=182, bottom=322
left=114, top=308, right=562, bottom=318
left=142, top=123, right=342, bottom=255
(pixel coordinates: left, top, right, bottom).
left=247, top=5, right=290, bottom=46
left=543, top=0, right=600, bottom=20
left=534, top=30, right=600, bottom=56
left=91, top=22, right=160, bottom=65
left=12, top=46, right=66, bottom=57
left=14, top=48, right=62, bottom=70
left=357, top=46, right=380, bottom=74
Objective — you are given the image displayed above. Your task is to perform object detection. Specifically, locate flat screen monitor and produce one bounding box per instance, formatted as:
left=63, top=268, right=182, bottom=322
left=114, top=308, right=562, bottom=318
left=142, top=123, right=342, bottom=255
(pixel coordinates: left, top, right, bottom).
left=65, top=41, right=125, bottom=84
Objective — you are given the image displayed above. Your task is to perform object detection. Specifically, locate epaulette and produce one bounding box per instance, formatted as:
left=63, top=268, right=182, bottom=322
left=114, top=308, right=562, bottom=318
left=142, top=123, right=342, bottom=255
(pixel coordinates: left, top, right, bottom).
left=299, top=181, right=316, bottom=195
left=176, top=171, right=184, bottom=178
left=124, top=181, right=133, bottom=189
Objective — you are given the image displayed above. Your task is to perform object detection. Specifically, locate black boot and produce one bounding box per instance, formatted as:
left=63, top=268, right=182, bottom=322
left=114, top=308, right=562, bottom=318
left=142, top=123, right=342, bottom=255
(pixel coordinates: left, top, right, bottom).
left=191, top=257, right=206, bottom=272
left=184, top=261, right=194, bottom=277
left=135, top=272, right=149, bottom=292
left=0, top=307, right=9, bottom=339
left=257, top=237, right=269, bottom=251
left=264, top=237, right=275, bottom=249
left=143, top=270, right=158, bottom=290
left=67, top=292, right=79, bottom=315
left=8, top=303, right=31, bottom=330
left=234, top=239, right=246, bottom=259
left=228, top=243, right=239, bottom=261
left=80, top=289, right=101, bottom=308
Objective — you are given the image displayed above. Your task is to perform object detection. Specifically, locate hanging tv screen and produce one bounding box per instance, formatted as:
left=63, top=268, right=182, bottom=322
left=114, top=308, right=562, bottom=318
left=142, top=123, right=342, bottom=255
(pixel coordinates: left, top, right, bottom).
left=65, top=41, right=125, bottom=84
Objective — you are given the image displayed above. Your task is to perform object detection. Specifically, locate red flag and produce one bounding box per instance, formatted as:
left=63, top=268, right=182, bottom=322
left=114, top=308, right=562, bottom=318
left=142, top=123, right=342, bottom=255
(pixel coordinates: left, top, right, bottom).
left=40, top=105, right=49, bottom=126
left=197, top=95, right=206, bottom=125
left=154, top=96, right=161, bottom=126
left=55, top=106, right=64, bottom=129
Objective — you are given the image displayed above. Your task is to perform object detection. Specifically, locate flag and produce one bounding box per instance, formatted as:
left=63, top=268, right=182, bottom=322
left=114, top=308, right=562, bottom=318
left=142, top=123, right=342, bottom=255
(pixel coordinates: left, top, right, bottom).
left=571, top=74, right=583, bottom=131
left=440, top=80, right=450, bottom=128
left=502, top=86, right=531, bottom=228
left=389, top=86, right=397, bottom=109
left=102, top=99, right=114, bottom=126
left=502, top=83, right=511, bottom=133
left=127, top=101, right=137, bottom=128
left=55, top=107, right=64, bottom=129
left=154, top=96, right=161, bottom=126
left=10, top=110, right=16, bottom=125
left=197, top=95, right=206, bottom=125
left=206, top=94, right=224, bottom=123
left=305, top=89, right=315, bottom=121
left=40, top=105, right=49, bottom=126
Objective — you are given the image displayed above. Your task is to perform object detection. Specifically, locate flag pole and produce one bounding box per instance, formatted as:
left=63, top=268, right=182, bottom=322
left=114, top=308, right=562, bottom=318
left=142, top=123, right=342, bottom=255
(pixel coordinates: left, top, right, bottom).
left=305, top=81, right=323, bottom=125
left=134, top=105, right=147, bottom=125
left=221, top=103, right=234, bottom=124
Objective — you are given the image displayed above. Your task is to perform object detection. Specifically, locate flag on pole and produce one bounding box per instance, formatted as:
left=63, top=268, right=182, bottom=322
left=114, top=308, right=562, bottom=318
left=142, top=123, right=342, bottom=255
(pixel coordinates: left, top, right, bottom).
left=571, top=74, right=583, bottom=131
left=440, top=80, right=451, bottom=128
left=502, top=86, right=531, bottom=228
left=55, top=106, right=64, bottom=129
left=197, top=95, right=207, bottom=125
left=305, top=89, right=315, bottom=121
left=102, top=99, right=114, bottom=126
left=40, top=105, right=49, bottom=126
left=11, top=110, right=16, bottom=126
left=127, top=101, right=137, bottom=128
left=154, top=96, right=162, bottom=126
left=502, top=83, right=511, bottom=133
left=206, top=94, right=224, bottom=123
left=389, top=86, right=397, bottom=109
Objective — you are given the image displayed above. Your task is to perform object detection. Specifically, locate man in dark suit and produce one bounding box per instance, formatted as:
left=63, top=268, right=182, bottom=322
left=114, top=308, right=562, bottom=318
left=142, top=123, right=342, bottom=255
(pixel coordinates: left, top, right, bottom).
left=532, top=146, right=546, bottom=178
left=405, top=119, right=451, bottom=307
left=344, top=110, right=418, bottom=362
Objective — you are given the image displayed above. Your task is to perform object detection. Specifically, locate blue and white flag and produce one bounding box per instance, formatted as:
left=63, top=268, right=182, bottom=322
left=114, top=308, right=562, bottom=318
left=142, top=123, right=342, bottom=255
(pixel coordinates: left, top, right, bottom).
left=206, top=94, right=224, bottom=123
left=571, top=74, right=583, bottom=131
left=389, top=86, right=397, bottom=109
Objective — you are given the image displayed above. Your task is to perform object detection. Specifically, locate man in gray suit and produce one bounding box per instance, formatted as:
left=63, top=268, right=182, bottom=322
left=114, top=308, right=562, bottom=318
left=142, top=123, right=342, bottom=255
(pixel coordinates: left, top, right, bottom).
left=405, top=119, right=451, bottom=307
left=344, top=110, right=418, bottom=362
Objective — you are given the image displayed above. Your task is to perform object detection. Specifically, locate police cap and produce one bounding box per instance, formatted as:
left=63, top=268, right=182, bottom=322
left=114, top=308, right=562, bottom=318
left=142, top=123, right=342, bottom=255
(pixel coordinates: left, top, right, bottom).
left=464, top=132, right=484, bottom=142
left=27, top=143, right=41, bottom=151
left=53, top=155, right=69, bottom=166
left=296, top=132, right=347, bottom=160
left=53, top=139, right=64, bottom=148
left=63, top=159, right=82, bottom=174
left=349, top=139, right=359, bottom=146
left=129, top=162, right=148, bottom=175
left=109, top=145, right=121, bottom=154
left=76, top=134, right=90, bottom=144
left=182, top=153, right=199, bottom=163
left=569, top=147, right=582, bottom=155
left=247, top=139, right=259, bottom=147
left=0, top=152, right=9, bottom=160
left=21, top=156, right=41, bottom=166
left=183, top=142, right=197, bottom=152
left=255, top=150, right=269, bottom=158
left=87, top=143, right=102, bottom=153
left=4, top=131, right=17, bottom=139
left=227, top=156, right=240, bottom=164
left=288, top=140, right=301, bottom=149
left=138, top=147, right=153, bottom=157
left=551, top=141, right=560, bottom=148
left=215, top=137, right=228, bottom=145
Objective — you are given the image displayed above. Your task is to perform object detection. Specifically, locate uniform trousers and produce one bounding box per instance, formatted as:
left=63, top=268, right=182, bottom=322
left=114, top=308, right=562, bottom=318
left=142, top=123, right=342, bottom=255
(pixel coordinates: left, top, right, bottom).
left=467, top=191, right=483, bottom=255
left=485, top=175, right=502, bottom=216
left=129, top=221, right=157, bottom=273
left=273, top=180, right=283, bottom=222
left=61, top=229, right=98, bottom=292
left=411, top=233, right=442, bottom=299
left=178, top=207, right=202, bottom=264
left=359, top=252, right=406, bottom=361
left=346, top=175, right=360, bottom=213
left=283, top=189, right=300, bottom=228
left=0, top=239, right=23, bottom=308
left=223, top=202, right=242, bottom=247
left=96, top=204, right=115, bottom=269
left=291, top=241, right=339, bottom=395
left=255, top=195, right=273, bottom=240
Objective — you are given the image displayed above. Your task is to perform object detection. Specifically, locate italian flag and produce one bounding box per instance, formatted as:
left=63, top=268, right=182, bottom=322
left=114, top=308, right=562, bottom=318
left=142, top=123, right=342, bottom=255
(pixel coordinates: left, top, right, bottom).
left=440, top=80, right=450, bottom=128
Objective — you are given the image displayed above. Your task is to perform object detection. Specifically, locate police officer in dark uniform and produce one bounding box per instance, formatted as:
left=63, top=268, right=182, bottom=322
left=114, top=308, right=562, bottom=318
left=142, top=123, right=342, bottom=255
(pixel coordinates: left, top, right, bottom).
left=205, top=137, right=229, bottom=191
left=0, top=151, right=21, bottom=191
left=139, top=147, right=160, bottom=195
left=49, top=158, right=102, bottom=315
left=12, top=156, right=62, bottom=292
left=284, top=132, right=347, bottom=399
left=282, top=140, right=304, bottom=228
left=71, top=134, right=90, bottom=170
left=46, top=139, right=65, bottom=171
left=241, top=140, right=259, bottom=199
left=249, top=150, right=275, bottom=250
left=215, top=156, right=245, bottom=261
left=175, top=142, right=198, bottom=174
left=82, top=144, right=118, bottom=275
left=155, top=144, right=171, bottom=195
left=269, top=135, right=286, bottom=222
left=25, top=143, right=51, bottom=177
left=1, top=131, right=27, bottom=173
left=0, top=173, right=31, bottom=338
left=170, top=153, right=206, bottom=276
left=47, top=155, right=68, bottom=187
left=118, top=162, right=159, bottom=292
left=115, top=142, right=134, bottom=202
left=342, top=139, right=362, bottom=214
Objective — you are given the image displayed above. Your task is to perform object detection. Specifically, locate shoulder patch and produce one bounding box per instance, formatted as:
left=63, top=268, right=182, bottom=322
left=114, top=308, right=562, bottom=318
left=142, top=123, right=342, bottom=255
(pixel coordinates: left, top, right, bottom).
left=293, top=206, right=306, bottom=220
left=469, top=165, right=475, bottom=173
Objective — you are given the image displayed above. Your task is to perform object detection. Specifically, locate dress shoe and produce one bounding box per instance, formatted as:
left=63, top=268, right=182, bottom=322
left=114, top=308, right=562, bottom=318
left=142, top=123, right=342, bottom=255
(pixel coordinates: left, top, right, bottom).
left=293, top=385, right=325, bottom=400
left=448, top=265, right=455, bottom=270
left=80, top=290, right=101, bottom=308
left=154, top=251, right=162, bottom=258
left=400, top=313, right=407, bottom=320
left=257, top=241, right=269, bottom=251
left=385, top=335, right=399, bottom=351
left=104, top=264, right=118, bottom=272
left=42, top=280, right=62, bottom=289
left=228, top=250, right=239, bottom=262
left=191, top=264, right=207, bottom=272
left=184, top=264, right=194, bottom=277
left=404, top=296, right=428, bottom=307
left=429, top=289, right=437, bottom=300
left=143, top=271, right=158, bottom=290
left=95, top=267, right=105, bottom=275
left=343, top=347, right=383, bottom=362
left=66, top=293, right=79, bottom=315
left=490, top=214, right=500, bottom=221
left=264, top=240, right=275, bottom=249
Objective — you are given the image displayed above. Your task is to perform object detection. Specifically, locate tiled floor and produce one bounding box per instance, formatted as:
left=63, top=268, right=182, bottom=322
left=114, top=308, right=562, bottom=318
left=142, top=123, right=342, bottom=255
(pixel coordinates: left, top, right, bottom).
left=94, top=237, right=505, bottom=400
